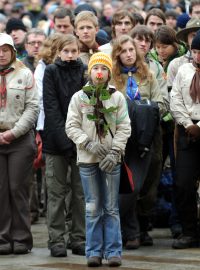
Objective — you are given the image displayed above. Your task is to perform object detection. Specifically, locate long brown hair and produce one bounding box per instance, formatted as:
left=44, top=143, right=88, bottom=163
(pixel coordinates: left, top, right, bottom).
left=111, top=35, right=152, bottom=89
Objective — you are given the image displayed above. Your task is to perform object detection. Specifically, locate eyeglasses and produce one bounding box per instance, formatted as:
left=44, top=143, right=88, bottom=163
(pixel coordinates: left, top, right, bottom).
left=27, top=41, right=43, bottom=46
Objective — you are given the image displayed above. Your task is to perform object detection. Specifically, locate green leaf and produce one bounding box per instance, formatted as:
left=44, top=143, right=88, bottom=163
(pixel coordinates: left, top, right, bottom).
left=99, top=89, right=111, bottom=101
left=83, top=85, right=95, bottom=93
left=87, top=114, right=98, bottom=121
left=99, top=106, right=118, bottom=114
left=89, top=96, right=97, bottom=105
left=103, top=123, right=110, bottom=136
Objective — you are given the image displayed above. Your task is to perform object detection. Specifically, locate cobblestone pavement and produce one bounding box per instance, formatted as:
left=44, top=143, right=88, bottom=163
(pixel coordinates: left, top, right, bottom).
left=0, top=218, right=200, bottom=270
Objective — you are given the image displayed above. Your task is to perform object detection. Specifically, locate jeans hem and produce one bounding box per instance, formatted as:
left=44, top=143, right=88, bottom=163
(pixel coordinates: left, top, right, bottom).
left=86, top=251, right=102, bottom=258
left=105, top=251, right=122, bottom=259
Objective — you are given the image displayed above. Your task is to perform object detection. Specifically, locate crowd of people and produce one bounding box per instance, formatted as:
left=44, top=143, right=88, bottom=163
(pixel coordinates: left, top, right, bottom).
left=0, top=0, right=200, bottom=267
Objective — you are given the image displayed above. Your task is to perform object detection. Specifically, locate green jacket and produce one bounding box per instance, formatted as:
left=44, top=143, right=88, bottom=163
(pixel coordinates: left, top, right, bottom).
left=148, top=43, right=187, bottom=73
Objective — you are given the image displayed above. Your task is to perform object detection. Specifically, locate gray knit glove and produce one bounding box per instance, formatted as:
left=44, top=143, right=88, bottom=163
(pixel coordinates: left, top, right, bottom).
left=85, top=141, right=108, bottom=159
left=99, top=149, right=120, bottom=173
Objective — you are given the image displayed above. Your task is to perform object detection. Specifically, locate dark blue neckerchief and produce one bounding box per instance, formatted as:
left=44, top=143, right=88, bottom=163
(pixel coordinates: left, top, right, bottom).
left=121, top=66, right=141, bottom=101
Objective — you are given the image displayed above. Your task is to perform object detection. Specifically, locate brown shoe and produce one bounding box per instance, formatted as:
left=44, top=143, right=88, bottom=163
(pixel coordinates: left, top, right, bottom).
left=125, top=238, right=140, bottom=250
left=87, top=256, right=102, bottom=267
left=108, top=256, right=121, bottom=267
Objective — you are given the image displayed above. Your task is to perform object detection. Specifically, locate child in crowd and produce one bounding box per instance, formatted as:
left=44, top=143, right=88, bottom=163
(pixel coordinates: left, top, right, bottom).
left=43, top=34, right=86, bottom=257
left=65, top=52, right=131, bottom=267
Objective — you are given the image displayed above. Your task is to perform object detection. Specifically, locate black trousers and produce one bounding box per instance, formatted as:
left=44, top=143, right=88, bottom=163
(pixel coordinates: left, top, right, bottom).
left=175, top=125, right=200, bottom=237
left=0, top=130, right=36, bottom=249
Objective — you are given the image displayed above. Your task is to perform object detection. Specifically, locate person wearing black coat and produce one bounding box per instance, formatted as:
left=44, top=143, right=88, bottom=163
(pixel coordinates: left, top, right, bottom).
left=43, top=34, right=86, bottom=257
left=43, top=58, right=86, bottom=154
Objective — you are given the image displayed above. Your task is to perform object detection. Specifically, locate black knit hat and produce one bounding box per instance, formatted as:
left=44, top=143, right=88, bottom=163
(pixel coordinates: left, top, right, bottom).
left=6, top=18, right=27, bottom=34
left=74, top=4, right=97, bottom=16
left=191, top=30, right=200, bottom=50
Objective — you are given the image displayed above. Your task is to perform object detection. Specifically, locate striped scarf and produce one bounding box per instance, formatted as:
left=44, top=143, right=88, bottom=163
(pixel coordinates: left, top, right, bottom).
left=0, top=67, right=14, bottom=108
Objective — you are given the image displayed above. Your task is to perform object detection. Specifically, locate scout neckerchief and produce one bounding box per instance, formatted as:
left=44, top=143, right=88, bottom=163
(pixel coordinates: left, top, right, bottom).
left=0, top=67, right=14, bottom=108
left=121, top=66, right=141, bottom=101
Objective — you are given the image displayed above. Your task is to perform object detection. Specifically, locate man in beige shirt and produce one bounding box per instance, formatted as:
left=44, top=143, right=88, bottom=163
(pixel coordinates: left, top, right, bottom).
left=170, top=31, right=200, bottom=249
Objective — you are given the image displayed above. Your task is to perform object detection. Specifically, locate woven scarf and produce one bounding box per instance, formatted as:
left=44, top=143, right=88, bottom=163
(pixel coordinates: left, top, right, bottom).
left=121, top=66, right=141, bottom=101
left=0, top=67, right=14, bottom=108
left=190, top=61, right=200, bottom=103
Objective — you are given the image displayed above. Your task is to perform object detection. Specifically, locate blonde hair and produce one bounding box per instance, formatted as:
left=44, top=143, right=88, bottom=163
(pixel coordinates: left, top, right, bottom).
left=112, top=35, right=152, bottom=90
left=9, top=46, right=16, bottom=64
left=37, top=33, right=65, bottom=64
left=74, top=10, right=99, bottom=28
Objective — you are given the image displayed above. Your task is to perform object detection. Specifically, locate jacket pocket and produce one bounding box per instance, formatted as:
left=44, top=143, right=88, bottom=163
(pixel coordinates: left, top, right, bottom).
left=9, top=87, right=26, bottom=110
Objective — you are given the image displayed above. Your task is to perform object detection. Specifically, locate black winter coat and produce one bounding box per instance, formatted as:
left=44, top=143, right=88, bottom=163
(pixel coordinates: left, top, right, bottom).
left=43, top=57, right=86, bottom=155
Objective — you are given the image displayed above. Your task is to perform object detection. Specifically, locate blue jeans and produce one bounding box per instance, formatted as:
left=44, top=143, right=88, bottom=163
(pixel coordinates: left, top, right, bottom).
left=79, top=164, right=122, bottom=259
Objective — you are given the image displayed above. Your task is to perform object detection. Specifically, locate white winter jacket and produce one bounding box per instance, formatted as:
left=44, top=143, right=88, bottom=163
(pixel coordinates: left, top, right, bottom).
left=65, top=86, right=131, bottom=164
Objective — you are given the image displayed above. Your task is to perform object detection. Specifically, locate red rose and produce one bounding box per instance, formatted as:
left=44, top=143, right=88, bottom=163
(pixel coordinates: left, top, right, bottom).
left=96, top=72, right=103, bottom=80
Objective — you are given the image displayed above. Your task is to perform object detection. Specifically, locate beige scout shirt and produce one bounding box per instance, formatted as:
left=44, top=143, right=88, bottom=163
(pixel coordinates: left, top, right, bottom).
left=112, top=73, right=165, bottom=116
left=99, top=44, right=168, bottom=111
left=148, top=59, right=169, bottom=110
left=170, top=63, right=200, bottom=128
left=0, top=60, right=39, bottom=138
left=167, top=53, right=192, bottom=88
left=65, top=87, right=131, bottom=164
left=79, top=52, right=91, bottom=65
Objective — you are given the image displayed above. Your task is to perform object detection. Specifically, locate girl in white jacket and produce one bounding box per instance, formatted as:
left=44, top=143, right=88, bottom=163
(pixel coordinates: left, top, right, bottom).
left=66, top=52, right=131, bottom=267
